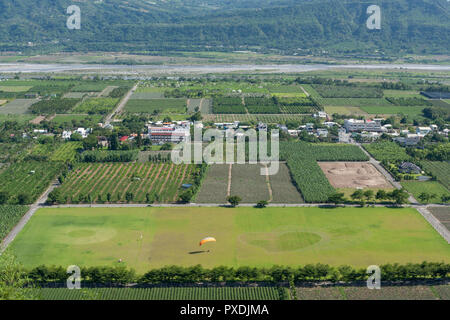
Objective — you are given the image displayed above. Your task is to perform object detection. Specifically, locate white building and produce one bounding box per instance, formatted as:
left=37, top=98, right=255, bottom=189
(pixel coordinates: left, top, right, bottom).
left=344, top=119, right=382, bottom=132
left=394, top=134, right=422, bottom=146
left=416, top=127, right=432, bottom=136
left=148, top=126, right=190, bottom=143
left=62, top=131, right=72, bottom=140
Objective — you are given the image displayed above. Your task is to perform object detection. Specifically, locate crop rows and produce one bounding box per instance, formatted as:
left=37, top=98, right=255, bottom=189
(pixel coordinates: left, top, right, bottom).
left=203, top=113, right=306, bottom=123
left=0, top=161, right=65, bottom=204
left=72, top=98, right=119, bottom=115
left=57, top=162, right=196, bottom=203
left=364, top=141, right=411, bottom=162
left=36, top=287, right=282, bottom=300
left=312, top=85, right=383, bottom=98
left=421, top=161, right=450, bottom=190
left=0, top=205, right=29, bottom=240
left=50, top=142, right=83, bottom=162
left=29, top=99, right=81, bottom=114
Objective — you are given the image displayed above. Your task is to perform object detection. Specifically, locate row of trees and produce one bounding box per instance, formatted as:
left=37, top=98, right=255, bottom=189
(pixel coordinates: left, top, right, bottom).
left=328, top=188, right=410, bottom=206
left=21, top=262, right=450, bottom=285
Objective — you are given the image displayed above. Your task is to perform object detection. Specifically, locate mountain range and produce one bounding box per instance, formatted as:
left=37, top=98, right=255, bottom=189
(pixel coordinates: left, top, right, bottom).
left=0, top=0, right=449, bottom=56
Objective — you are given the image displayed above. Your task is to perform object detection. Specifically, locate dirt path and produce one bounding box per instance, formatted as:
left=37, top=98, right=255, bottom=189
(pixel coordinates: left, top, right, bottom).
left=299, top=85, right=310, bottom=97
left=104, top=83, right=138, bottom=124
left=264, top=164, right=273, bottom=203
left=227, top=164, right=233, bottom=197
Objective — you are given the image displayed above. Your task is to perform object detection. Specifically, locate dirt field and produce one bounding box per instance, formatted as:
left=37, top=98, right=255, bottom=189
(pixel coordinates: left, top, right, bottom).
left=0, top=99, right=7, bottom=106
left=319, top=162, right=392, bottom=189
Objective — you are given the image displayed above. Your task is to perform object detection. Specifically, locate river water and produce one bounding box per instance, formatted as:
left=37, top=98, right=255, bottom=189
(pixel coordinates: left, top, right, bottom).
left=0, top=63, right=449, bottom=74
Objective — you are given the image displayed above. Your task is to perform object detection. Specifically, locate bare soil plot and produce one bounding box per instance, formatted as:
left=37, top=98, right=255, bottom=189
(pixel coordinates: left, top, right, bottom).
left=0, top=99, right=38, bottom=114
left=319, top=162, right=392, bottom=189
left=0, top=100, right=7, bottom=106
left=29, top=116, right=46, bottom=124
left=429, top=207, right=450, bottom=230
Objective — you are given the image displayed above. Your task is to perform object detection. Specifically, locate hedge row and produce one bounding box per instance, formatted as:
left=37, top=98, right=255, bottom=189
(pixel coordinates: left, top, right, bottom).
left=25, top=262, right=450, bottom=285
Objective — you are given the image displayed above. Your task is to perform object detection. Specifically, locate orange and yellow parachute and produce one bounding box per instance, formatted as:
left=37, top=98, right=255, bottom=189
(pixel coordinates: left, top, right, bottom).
left=199, top=237, right=216, bottom=246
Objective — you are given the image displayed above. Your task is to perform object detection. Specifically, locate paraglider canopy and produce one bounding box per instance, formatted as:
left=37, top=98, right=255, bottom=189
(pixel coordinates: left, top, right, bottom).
left=199, top=237, right=216, bottom=246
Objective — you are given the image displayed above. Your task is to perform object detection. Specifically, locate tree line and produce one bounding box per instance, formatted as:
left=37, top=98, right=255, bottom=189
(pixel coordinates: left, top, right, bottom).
left=23, top=262, right=450, bottom=286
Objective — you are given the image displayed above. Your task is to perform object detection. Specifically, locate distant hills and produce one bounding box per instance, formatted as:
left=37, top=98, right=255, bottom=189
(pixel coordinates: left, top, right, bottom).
left=0, top=0, right=449, bottom=56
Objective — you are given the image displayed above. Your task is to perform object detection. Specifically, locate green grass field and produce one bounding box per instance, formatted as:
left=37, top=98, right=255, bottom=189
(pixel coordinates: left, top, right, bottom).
left=10, top=207, right=449, bottom=273
left=360, top=106, right=425, bottom=116
left=401, top=181, right=450, bottom=204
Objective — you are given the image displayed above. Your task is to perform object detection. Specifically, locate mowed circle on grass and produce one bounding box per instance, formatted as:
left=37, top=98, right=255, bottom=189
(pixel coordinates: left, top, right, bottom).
left=9, top=207, right=450, bottom=273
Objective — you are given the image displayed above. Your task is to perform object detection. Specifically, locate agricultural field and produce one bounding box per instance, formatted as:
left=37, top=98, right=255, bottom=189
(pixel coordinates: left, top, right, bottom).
left=195, top=164, right=303, bottom=204
left=35, top=287, right=283, bottom=300
left=383, top=90, right=423, bottom=98
left=324, top=106, right=367, bottom=116
left=50, top=142, right=83, bottom=162
left=131, top=92, right=164, bottom=99
left=311, top=85, right=383, bottom=98
left=280, top=142, right=369, bottom=202
left=321, top=98, right=393, bottom=107
left=421, top=161, right=450, bottom=190
left=363, top=141, right=411, bottom=162
left=187, top=98, right=202, bottom=112
left=212, top=97, right=246, bottom=114
left=56, top=162, right=198, bottom=203
left=29, top=98, right=81, bottom=114
left=361, top=106, right=425, bottom=116
left=0, top=99, right=38, bottom=114
left=10, top=206, right=450, bottom=273
left=0, top=205, right=29, bottom=241
left=50, top=114, right=103, bottom=127
left=71, top=98, right=119, bottom=115
left=63, top=92, right=89, bottom=99
left=0, top=142, right=32, bottom=163
left=71, top=83, right=109, bottom=92
left=0, top=86, right=32, bottom=92
left=0, top=161, right=65, bottom=204
left=125, top=99, right=187, bottom=114
left=429, top=207, right=450, bottom=230
left=295, top=285, right=449, bottom=300
left=319, top=162, right=392, bottom=189
left=401, top=181, right=449, bottom=204
left=203, top=113, right=306, bottom=123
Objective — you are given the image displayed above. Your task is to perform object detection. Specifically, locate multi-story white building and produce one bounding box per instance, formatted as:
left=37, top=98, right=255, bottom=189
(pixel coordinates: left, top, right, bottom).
left=148, top=126, right=190, bottom=144
left=344, top=119, right=382, bottom=132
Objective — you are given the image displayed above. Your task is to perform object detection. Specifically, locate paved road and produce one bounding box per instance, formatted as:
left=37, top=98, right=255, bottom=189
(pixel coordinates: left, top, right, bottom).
left=104, top=83, right=138, bottom=124
left=0, top=180, right=60, bottom=252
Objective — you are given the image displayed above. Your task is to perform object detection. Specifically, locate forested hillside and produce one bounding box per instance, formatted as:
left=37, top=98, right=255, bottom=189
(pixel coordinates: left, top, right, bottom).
left=0, top=0, right=448, bottom=55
